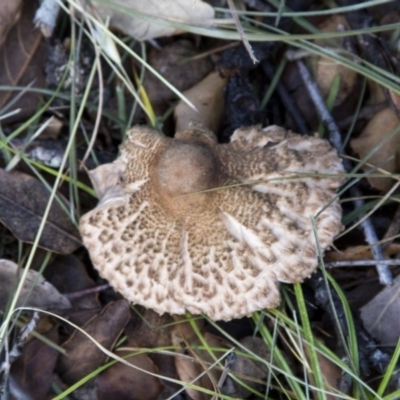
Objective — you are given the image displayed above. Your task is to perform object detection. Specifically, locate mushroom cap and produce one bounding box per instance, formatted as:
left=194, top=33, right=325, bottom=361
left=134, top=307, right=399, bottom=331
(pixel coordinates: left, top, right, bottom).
left=80, top=123, right=344, bottom=321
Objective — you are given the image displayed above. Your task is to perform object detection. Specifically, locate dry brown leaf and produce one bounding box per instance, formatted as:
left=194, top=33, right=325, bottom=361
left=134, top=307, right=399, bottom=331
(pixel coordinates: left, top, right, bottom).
left=10, top=326, right=59, bottom=399
left=314, top=353, right=342, bottom=399
left=350, top=107, right=400, bottom=192
left=0, top=0, right=22, bottom=50
left=174, top=71, right=227, bottom=133
left=368, top=80, right=388, bottom=104
left=123, top=310, right=180, bottom=393
left=171, top=320, right=229, bottom=400
left=96, top=350, right=162, bottom=400
left=302, top=338, right=341, bottom=400
left=91, top=0, right=215, bottom=41
left=0, top=259, right=71, bottom=312
left=126, top=309, right=173, bottom=349
left=360, top=274, right=400, bottom=346
left=0, top=1, right=46, bottom=121
left=369, top=69, right=400, bottom=115
left=58, top=299, right=130, bottom=384
left=0, top=169, right=81, bottom=254
left=309, top=15, right=357, bottom=105
left=228, top=337, right=270, bottom=398
left=389, top=90, right=400, bottom=115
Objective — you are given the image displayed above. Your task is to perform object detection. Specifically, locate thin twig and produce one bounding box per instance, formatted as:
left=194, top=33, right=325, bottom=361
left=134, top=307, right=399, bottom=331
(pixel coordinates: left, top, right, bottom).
left=326, top=259, right=400, bottom=268
left=227, top=0, right=258, bottom=64
left=211, top=353, right=237, bottom=400
left=65, top=283, right=110, bottom=300
left=295, top=60, right=393, bottom=286
left=285, top=48, right=350, bottom=61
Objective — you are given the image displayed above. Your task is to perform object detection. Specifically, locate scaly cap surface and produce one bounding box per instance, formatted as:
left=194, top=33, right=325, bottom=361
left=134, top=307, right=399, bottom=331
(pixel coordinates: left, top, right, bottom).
left=80, top=123, right=344, bottom=321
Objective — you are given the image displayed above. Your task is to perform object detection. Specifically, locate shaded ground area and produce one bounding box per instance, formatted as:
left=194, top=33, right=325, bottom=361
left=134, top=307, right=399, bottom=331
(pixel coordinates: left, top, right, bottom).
left=1, top=0, right=400, bottom=399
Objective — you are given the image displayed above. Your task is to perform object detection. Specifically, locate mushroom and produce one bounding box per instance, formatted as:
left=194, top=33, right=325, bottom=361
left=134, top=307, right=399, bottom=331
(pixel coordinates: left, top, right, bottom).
left=80, top=123, right=344, bottom=321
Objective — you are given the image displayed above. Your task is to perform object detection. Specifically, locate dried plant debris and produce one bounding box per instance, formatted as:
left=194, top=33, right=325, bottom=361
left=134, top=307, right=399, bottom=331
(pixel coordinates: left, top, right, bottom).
left=96, top=350, right=162, bottom=400
left=0, top=0, right=46, bottom=122
left=80, top=123, right=344, bottom=321
left=10, top=325, right=59, bottom=399
left=228, top=336, right=271, bottom=398
left=58, top=299, right=130, bottom=384
left=45, top=38, right=96, bottom=96
left=0, top=0, right=22, bottom=49
left=0, top=169, right=81, bottom=254
left=174, top=71, right=227, bottom=133
left=171, top=319, right=229, bottom=399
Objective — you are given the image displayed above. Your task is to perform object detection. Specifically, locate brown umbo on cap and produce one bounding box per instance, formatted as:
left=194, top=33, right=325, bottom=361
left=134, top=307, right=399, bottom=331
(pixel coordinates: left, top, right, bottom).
left=80, top=123, right=344, bottom=321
